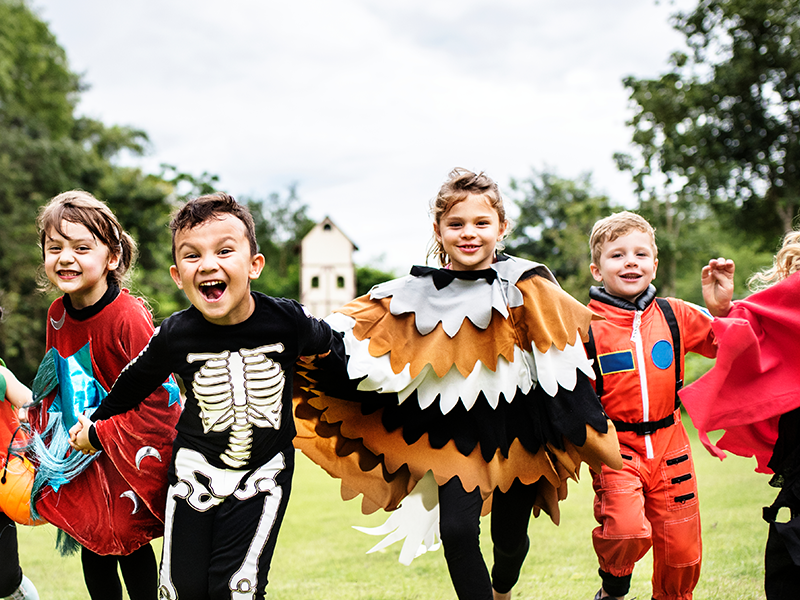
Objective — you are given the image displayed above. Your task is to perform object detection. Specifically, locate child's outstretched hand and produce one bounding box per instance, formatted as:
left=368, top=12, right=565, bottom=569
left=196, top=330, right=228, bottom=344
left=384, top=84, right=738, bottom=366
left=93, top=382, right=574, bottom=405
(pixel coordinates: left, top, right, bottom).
left=702, top=257, right=735, bottom=317
left=69, top=414, right=98, bottom=455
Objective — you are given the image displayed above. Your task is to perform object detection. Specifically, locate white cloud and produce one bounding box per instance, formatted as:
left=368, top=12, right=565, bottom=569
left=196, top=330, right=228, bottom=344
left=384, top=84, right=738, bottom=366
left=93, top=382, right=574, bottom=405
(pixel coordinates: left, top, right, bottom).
left=32, top=0, right=695, bottom=272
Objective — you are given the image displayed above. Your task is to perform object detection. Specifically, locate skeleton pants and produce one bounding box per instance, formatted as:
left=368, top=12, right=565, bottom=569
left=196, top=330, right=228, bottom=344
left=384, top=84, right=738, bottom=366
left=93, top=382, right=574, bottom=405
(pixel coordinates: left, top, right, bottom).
left=158, top=447, right=294, bottom=600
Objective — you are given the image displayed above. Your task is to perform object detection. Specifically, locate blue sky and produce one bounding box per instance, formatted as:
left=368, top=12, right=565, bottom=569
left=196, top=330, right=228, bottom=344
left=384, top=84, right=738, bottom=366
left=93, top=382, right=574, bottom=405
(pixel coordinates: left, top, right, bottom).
left=32, top=0, right=694, bottom=272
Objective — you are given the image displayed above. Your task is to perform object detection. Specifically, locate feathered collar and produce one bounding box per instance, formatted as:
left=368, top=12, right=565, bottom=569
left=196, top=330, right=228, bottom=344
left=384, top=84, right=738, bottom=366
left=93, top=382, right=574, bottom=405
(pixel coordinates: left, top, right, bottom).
left=369, top=254, right=556, bottom=337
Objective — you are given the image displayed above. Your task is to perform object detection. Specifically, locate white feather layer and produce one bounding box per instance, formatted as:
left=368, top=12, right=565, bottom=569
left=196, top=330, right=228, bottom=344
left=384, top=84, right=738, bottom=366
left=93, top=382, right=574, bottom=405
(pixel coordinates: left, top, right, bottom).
left=325, top=313, right=594, bottom=411
left=352, top=470, right=441, bottom=565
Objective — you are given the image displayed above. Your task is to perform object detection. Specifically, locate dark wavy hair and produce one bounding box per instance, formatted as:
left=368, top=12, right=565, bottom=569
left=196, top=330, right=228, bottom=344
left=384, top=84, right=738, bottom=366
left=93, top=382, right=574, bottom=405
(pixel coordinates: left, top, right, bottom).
left=169, top=192, right=258, bottom=263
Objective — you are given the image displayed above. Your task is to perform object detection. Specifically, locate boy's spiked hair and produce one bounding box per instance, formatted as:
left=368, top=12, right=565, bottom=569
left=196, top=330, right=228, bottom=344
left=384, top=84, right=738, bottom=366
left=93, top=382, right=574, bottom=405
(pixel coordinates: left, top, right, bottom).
left=589, top=211, right=657, bottom=266
left=169, top=192, right=258, bottom=263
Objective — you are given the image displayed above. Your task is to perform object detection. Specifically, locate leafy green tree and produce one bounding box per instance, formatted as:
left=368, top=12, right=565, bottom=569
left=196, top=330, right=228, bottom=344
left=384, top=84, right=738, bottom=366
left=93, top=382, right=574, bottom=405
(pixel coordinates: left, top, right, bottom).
left=618, top=0, right=800, bottom=253
left=247, top=185, right=315, bottom=301
left=0, top=0, right=92, bottom=380
left=505, top=169, right=622, bottom=302
left=0, top=0, right=209, bottom=381
left=355, top=263, right=397, bottom=297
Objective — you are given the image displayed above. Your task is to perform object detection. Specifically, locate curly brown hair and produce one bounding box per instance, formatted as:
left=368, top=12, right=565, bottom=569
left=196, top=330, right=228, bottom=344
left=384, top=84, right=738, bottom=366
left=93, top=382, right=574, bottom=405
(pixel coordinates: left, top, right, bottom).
left=169, top=192, right=258, bottom=263
left=37, top=190, right=137, bottom=291
left=427, top=168, right=509, bottom=267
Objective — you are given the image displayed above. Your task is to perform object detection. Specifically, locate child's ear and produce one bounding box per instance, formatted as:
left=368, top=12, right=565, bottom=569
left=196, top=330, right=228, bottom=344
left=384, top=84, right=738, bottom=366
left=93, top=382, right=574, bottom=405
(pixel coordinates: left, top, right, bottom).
left=432, top=222, right=441, bottom=242
left=107, top=252, right=121, bottom=271
left=169, top=265, right=184, bottom=290
left=497, top=220, right=509, bottom=240
left=249, top=253, right=266, bottom=280
left=590, top=263, right=603, bottom=282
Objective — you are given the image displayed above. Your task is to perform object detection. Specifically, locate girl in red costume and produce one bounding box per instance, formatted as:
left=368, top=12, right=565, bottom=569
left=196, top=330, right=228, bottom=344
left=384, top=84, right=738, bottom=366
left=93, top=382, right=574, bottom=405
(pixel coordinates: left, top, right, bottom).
left=682, top=232, right=800, bottom=600
left=26, top=191, right=181, bottom=600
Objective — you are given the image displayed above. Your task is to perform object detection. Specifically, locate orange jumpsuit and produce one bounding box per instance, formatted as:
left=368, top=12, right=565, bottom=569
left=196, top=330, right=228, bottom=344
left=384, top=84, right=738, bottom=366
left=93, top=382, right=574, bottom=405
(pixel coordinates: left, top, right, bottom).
left=587, top=286, right=716, bottom=600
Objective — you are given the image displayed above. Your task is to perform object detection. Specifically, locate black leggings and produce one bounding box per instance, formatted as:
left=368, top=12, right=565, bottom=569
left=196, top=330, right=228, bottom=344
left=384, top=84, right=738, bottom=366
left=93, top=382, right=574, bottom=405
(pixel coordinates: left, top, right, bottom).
left=438, top=477, right=538, bottom=600
left=81, top=543, right=158, bottom=600
left=765, top=515, right=800, bottom=599
left=0, top=513, right=23, bottom=597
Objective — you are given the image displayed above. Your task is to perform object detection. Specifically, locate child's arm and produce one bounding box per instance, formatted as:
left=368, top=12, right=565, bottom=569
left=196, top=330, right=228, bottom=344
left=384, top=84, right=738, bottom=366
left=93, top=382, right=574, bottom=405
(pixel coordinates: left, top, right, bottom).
left=0, top=364, right=33, bottom=412
left=702, top=257, right=735, bottom=317
left=69, top=323, right=174, bottom=452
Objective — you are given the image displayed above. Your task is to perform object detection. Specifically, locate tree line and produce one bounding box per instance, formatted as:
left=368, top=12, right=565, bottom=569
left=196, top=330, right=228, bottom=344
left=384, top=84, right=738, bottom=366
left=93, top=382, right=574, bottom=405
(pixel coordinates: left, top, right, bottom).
left=509, top=0, right=798, bottom=306
left=1, top=0, right=797, bottom=383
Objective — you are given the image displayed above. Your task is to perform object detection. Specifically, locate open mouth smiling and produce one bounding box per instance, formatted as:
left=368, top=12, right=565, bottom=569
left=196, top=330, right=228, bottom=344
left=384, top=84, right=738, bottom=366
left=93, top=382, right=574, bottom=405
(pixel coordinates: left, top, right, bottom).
left=199, top=280, right=227, bottom=301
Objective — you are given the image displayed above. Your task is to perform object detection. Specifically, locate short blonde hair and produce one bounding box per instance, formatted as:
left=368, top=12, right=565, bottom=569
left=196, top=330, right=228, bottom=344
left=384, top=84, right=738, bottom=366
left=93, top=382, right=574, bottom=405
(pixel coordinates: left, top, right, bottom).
left=748, top=229, right=800, bottom=291
left=589, top=211, right=657, bottom=265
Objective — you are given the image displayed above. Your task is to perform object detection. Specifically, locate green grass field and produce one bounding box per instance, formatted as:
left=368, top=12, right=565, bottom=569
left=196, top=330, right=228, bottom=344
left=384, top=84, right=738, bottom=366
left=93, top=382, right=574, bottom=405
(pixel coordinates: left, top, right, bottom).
left=17, top=418, right=773, bottom=599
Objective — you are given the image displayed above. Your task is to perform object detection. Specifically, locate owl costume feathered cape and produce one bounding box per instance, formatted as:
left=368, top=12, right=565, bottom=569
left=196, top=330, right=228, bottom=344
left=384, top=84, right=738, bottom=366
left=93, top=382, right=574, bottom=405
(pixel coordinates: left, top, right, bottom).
left=293, top=255, right=622, bottom=559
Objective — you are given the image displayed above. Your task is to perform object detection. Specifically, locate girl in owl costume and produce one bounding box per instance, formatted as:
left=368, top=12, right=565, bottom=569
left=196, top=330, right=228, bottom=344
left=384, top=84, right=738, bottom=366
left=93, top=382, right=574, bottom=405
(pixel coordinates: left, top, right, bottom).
left=294, top=169, right=622, bottom=600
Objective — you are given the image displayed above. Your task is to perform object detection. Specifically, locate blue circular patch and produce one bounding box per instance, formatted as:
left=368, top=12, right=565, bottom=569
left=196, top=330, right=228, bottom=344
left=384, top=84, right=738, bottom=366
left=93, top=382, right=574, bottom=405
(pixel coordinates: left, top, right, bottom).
left=651, top=340, right=674, bottom=370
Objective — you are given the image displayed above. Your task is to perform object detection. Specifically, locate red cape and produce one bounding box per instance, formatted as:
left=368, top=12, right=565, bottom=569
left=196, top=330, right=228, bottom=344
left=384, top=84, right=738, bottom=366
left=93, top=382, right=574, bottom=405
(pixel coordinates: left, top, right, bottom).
left=680, top=271, right=800, bottom=473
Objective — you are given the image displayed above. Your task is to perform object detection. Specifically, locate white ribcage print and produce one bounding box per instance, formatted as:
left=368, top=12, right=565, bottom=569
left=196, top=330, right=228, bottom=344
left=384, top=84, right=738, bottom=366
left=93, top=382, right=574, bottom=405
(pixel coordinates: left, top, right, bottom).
left=187, top=344, right=286, bottom=468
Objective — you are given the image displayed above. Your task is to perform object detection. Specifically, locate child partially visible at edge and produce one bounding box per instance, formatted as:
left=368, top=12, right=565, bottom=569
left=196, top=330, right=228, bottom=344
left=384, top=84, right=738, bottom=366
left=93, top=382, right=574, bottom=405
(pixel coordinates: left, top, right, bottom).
left=584, top=211, right=734, bottom=600
left=70, top=192, right=335, bottom=600
left=29, top=191, right=181, bottom=600
left=681, top=230, right=800, bottom=600
left=0, top=304, right=39, bottom=600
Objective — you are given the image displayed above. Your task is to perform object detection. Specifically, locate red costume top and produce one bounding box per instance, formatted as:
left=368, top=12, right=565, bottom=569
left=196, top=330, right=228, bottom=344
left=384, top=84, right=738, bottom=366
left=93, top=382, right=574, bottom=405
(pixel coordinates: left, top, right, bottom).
left=680, top=271, right=800, bottom=474
left=588, top=287, right=717, bottom=457
left=28, top=288, right=181, bottom=555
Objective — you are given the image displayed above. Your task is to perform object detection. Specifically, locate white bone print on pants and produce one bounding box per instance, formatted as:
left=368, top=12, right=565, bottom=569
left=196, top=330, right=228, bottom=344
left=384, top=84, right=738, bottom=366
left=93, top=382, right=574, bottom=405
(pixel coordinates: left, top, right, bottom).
left=187, top=344, right=285, bottom=468
left=158, top=448, right=287, bottom=600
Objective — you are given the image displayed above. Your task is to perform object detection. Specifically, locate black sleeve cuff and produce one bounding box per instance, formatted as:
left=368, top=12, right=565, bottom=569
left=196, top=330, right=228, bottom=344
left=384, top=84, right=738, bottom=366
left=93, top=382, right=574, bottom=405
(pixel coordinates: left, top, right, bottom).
left=88, top=423, right=103, bottom=451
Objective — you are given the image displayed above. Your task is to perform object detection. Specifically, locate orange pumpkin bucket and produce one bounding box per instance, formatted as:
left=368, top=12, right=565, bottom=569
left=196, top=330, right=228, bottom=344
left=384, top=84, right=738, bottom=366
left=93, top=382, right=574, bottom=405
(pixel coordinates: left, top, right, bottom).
left=0, top=453, right=41, bottom=525
left=0, top=399, right=43, bottom=526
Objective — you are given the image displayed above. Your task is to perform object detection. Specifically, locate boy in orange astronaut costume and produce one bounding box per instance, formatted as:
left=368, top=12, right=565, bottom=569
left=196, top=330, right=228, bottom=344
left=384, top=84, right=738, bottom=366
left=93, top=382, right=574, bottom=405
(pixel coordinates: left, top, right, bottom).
left=585, top=212, right=734, bottom=600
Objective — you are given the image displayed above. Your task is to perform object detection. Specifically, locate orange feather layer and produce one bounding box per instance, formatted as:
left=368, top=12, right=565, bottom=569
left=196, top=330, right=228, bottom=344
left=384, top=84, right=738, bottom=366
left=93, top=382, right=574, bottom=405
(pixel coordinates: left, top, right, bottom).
left=294, top=367, right=621, bottom=522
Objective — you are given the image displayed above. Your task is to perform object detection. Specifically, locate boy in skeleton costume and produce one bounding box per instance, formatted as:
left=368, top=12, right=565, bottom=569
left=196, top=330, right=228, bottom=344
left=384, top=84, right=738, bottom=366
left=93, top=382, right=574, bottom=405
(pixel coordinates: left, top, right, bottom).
left=71, top=193, right=334, bottom=600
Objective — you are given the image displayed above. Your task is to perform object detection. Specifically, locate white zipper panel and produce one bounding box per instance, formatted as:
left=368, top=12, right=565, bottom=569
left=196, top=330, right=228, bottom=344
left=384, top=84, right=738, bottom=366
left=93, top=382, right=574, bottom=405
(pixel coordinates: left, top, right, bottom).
left=630, top=311, right=654, bottom=459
